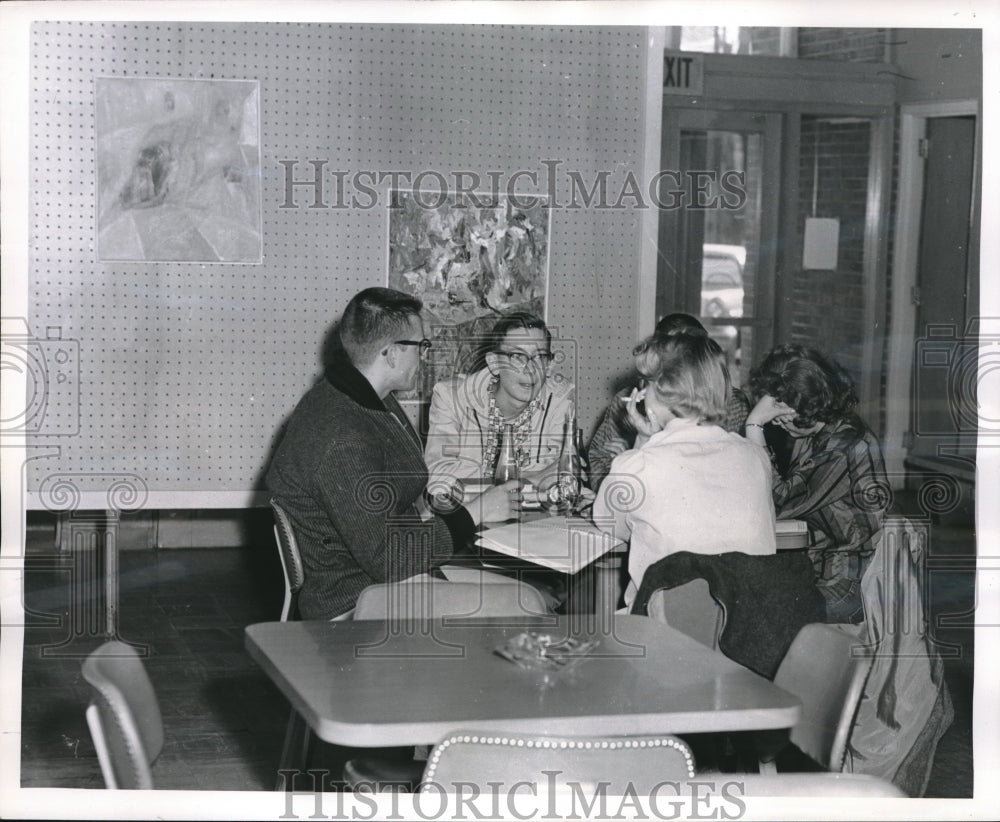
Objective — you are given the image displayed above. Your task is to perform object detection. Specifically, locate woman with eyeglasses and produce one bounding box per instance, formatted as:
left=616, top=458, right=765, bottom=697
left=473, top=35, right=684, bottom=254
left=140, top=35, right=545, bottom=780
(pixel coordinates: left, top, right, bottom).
left=744, top=344, right=889, bottom=623
left=424, top=312, right=575, bottom=501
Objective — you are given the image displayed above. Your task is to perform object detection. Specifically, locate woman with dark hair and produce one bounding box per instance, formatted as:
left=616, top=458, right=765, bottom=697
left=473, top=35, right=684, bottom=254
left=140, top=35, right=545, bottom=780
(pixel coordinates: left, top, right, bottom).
left=744, top=344, right=889, bottom=623
left=425, top=312, right=574, bottom=499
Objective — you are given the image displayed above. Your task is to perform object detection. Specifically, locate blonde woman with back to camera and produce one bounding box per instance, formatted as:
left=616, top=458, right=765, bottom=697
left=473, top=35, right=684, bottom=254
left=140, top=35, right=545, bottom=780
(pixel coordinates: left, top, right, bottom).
left=594, top=331, right=776, bottom=608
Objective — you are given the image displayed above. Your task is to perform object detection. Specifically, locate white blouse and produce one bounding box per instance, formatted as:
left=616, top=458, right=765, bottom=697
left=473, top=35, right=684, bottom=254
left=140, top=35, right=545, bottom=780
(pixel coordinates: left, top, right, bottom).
left=594, top=416, right=777, bottom=607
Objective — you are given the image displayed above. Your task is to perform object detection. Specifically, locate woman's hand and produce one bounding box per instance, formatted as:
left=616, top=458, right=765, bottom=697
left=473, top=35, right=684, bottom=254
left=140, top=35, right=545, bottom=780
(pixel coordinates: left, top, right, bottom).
left=747, top=394, right=796, bottom=427
left=624, top=385, right=662, bottom=445
left=745, top=394, right=795, bottom=444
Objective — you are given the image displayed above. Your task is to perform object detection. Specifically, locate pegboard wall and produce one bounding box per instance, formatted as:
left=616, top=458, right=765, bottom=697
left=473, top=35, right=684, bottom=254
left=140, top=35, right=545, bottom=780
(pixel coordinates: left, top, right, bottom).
left=26, top=22, right=646, bottom=507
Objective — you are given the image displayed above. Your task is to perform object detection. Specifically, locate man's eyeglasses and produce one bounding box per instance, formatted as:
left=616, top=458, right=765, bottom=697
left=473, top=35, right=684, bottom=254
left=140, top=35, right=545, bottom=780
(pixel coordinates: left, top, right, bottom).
left=394, top=339, right=433, bottom=356
left=498, top=350, right=554, bottom=370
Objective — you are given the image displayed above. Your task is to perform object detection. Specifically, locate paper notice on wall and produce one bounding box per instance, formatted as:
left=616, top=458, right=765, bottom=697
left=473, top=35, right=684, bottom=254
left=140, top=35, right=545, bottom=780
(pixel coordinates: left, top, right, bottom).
left=803, top=217, right=840, bottom=270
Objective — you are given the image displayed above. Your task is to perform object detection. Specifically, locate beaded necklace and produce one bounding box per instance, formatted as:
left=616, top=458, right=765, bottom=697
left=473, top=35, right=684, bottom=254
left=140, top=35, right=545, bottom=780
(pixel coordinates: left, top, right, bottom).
left=482, top=375, right=544, bottom=470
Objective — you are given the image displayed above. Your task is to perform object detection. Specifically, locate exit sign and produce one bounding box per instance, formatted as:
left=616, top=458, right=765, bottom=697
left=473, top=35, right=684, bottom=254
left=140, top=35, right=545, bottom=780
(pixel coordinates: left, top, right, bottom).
left=663, top=51, right=704, bottom=95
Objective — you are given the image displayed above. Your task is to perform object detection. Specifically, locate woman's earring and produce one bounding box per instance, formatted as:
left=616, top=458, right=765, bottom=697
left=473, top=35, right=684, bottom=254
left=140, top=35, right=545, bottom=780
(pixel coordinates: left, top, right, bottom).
left=484, top=353, right=499, bottom=377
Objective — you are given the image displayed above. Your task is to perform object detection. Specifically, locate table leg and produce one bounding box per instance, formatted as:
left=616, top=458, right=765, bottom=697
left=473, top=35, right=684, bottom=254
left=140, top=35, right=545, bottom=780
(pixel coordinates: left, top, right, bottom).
left=275, top=706, right=314, bottom=791
left=591, top=552, right=625, bottom=619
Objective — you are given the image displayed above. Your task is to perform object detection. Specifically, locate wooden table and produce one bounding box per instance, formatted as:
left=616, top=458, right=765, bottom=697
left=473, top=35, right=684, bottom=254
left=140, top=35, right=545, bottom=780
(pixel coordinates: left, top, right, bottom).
left=245, top=615, right=801, bottom=757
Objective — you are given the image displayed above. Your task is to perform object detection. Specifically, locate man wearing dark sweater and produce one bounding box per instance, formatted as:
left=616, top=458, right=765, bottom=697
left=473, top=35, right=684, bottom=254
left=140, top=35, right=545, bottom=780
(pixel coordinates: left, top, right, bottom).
left=267, top=287, right=515, bottom=619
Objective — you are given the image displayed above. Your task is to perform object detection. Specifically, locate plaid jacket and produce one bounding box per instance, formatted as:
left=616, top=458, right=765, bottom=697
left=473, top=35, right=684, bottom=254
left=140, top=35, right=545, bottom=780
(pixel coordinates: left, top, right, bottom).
left=772, top=419, right=888, bottom=601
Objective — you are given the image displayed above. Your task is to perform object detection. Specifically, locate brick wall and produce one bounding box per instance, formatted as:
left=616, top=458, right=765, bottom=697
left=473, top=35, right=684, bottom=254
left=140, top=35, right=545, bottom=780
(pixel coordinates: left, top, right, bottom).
left=787, top=116, right=872, bottom=383
left=795, top=29, right=892, bottom=433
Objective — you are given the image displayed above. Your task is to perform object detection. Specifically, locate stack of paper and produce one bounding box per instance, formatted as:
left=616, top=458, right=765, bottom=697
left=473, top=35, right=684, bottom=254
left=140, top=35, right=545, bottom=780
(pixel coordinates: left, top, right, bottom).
left=476, top=516, right=625, bottom=575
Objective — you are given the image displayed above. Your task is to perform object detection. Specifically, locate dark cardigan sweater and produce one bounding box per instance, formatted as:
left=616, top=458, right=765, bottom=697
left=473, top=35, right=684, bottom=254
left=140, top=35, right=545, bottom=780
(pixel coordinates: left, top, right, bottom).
left=631, top=551, right=825, bottom=679
left=266, top=352, right=475, bottom=619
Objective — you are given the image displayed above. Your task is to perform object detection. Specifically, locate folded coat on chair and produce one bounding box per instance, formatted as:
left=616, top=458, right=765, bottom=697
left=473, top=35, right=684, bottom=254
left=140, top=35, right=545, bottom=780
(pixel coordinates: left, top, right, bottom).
left=631, top=551, right=826, bottom=679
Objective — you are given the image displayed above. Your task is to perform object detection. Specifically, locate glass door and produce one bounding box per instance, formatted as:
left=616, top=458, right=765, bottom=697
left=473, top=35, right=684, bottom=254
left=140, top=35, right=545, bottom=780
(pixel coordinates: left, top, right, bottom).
left=656, top=109, right=781, bottom=387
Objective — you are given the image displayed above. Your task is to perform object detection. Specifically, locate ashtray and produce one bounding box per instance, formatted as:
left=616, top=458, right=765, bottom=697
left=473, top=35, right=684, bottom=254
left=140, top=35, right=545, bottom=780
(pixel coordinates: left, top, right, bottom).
left=494, top=631, right=599, bottom=672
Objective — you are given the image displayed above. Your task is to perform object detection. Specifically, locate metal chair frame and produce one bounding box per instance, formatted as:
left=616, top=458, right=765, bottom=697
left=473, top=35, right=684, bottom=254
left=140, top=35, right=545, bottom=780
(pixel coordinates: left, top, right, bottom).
left=270, top=498, right=305, bottom=623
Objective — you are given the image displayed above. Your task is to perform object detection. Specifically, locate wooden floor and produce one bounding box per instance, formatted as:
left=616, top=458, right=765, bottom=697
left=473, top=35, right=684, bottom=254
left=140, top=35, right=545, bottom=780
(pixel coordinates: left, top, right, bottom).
left=17, top=511, right=974, bottom=795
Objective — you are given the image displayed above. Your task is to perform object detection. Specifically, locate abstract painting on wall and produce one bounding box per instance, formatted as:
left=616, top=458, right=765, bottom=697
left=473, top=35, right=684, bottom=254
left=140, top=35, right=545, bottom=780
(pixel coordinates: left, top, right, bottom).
left=387, top=189, right=551, bottom=397
left=95, top=77, right=262, bottom=263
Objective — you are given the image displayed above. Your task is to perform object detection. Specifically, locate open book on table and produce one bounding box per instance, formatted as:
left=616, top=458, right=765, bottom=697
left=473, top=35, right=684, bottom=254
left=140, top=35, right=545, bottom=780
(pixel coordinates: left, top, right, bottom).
left=476, top=516, right=625, bottom=575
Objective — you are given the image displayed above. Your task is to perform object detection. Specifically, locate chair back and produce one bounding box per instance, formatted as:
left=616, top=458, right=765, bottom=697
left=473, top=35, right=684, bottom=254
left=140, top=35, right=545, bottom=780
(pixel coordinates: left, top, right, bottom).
left=644, top=579, right=725, bottom=649
left=81, top=641, right=163, bottom=790
left=353, top=579, right=549, bottom=621
left=421, top=731, right=695, bottom=794
left=271, top=498, right=305, bottom=621
left=773, top=623, right=873, bottom=770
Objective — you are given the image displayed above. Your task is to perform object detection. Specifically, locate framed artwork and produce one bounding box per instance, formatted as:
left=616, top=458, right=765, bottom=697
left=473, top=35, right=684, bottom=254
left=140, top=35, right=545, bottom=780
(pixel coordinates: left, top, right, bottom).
left=387, top=189, right=551, bottom=398
left=95, top=77, right=262, bottom=263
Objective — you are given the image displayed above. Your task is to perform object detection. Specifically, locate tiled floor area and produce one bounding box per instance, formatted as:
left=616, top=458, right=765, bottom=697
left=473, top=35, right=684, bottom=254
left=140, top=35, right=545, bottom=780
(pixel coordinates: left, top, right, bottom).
left=17, top=509, right=975, bottom=795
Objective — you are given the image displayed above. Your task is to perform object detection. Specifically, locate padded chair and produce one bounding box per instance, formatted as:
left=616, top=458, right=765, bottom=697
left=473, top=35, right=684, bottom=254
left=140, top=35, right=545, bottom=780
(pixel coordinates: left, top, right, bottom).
left=644, top=579, right=726, bottom=650
left=81, top=641, right=163, bottom=789
left=353, top=578, right=549, bottom=621
left=761, top=622, right=873, bottom=772
left=271, top=498, right=305, bottom=622
left=420, top=731, right=695, bottom=794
